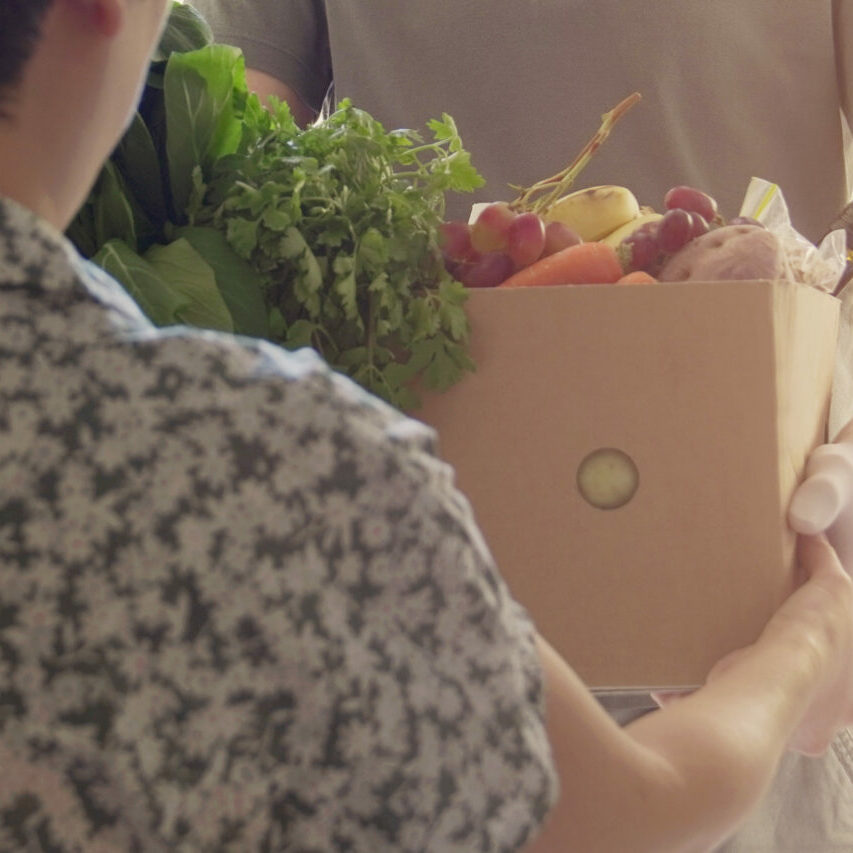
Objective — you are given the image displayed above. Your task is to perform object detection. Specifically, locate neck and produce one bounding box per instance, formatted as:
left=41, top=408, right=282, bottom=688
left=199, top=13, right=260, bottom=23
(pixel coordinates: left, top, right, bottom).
left=0, top=9, right=115, bottom=232
left=0, top=128, right=76, bottom=231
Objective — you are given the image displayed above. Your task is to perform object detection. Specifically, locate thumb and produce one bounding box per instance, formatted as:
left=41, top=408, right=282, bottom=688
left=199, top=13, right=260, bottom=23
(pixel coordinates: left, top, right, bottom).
left=789, top=474, right=844, bottom=534
left=789, top=444, right=853, bottom=534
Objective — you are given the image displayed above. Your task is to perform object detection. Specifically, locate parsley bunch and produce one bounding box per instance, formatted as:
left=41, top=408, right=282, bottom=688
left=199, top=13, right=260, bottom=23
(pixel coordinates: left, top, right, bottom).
left=192, top=99, right=484, bottom=409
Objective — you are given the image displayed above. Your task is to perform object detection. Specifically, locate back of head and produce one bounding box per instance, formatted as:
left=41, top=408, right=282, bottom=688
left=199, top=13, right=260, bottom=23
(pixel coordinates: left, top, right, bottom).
left=0, top=0, right=55, bottom=117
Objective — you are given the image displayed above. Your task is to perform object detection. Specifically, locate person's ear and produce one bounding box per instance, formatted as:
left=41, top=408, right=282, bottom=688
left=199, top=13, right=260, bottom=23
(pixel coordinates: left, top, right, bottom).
left=64, top=0, right=125, bottom=38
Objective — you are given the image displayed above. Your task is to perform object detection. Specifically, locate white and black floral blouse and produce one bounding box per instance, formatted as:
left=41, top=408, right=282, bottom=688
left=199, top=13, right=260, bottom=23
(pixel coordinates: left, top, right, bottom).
left=0, top=197, right=557, bottom=852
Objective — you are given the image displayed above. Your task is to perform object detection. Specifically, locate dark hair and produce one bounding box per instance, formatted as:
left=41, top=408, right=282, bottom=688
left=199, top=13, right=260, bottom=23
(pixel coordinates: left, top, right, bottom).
left=0, top=0, right=55, bottom=115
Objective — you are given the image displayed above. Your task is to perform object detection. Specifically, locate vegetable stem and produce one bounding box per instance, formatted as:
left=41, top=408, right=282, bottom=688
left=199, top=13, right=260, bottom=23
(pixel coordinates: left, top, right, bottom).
left=510, top=92, right=642, bottom=215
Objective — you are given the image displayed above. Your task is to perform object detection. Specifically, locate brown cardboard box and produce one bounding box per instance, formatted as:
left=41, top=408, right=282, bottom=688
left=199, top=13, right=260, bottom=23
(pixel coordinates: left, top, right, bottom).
left=414, top=280, right=840, bottom=689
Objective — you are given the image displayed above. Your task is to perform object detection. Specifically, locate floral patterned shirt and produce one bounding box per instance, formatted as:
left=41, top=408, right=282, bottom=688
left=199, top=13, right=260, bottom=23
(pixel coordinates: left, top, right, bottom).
left=0, top=197, right=557, bottom=852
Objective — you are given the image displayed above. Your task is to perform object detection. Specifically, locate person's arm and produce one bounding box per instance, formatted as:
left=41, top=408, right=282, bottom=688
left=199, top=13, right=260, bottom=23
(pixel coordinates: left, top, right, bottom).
left=526, top=534, right=853, bottom=853
left=245, top=67, right=317, bottom=126
left=835, top=0, right=853, bottom=132
left=188, top=0, right=331, bottom=126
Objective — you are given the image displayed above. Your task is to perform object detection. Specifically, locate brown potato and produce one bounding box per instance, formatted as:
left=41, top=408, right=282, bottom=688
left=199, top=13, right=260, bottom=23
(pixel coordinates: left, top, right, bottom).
left=658, top=224, right=786, bottom=282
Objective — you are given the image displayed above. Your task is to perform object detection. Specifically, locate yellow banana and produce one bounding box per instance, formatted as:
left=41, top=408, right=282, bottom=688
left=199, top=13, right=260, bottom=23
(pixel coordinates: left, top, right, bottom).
left=542, top=185, right=640, bottom=242
left=600, top=211, right=663, bottom=248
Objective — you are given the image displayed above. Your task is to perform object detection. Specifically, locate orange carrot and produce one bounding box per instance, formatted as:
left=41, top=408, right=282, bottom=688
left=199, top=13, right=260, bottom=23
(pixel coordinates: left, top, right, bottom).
left=617, top=270, right=657, bottom=285
left=497, top=241, right=623, bottom=288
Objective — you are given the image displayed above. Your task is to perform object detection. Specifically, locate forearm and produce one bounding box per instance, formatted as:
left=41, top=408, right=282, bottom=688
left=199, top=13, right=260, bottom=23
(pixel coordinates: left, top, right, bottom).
left=528, top=628, right=823, bottom=853
left=623, top=631, right=820, bottom=851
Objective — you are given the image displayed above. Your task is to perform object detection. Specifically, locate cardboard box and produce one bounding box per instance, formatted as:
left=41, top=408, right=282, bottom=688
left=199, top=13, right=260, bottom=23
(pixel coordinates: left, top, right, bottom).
left=414, top=280, right=840, bottom=690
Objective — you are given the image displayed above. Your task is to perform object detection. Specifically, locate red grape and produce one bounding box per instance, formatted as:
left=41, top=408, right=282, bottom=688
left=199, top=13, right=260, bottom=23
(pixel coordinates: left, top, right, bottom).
left=657, top=208, right=694, bottom=254
left=688, top=213, right=710, bottom=239
left=507, top=212, right=546, bottom=268
left=621, top=222, right=661, bottom=271
left=439, top=220, right=477, bottom=262
left=459, top=252, right=515, bottom=288
left=471, top=202, right=516, bottom=253
left=542, top=221, right=583, bottom=256
left=663, top=185, right=718, bottom=223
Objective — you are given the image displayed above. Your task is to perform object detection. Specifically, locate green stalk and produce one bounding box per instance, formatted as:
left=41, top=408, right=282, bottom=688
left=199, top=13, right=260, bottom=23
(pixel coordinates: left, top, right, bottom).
left=510, top=92, right=642, bottom=215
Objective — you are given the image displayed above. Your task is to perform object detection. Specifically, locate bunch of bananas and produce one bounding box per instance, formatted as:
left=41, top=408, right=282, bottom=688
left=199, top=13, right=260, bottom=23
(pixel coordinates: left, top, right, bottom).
left=542, top=185, right=661, bottom=247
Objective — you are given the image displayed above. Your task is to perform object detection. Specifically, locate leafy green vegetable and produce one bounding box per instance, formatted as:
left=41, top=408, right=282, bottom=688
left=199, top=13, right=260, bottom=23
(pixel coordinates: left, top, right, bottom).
left=170, top=225, right=269, bottom=337
left=112, top=112, right=168, bottom=229
left=93, top=239, right=188, bottom=326
left=92, top=162, right=140, bottom=251
left=164, top=45, right=247, bottom=218
left=151, top=1, right=213, bottom=62
left=144, top=238, right=233, bottom=331
left=192, top=98, right=482, bottom=407
left=66, top=1, right=483, bottom=409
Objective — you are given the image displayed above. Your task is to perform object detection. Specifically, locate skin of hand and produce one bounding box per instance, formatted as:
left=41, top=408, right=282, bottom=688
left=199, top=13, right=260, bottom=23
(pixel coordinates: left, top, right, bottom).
left=788, top=417, right=853, bottom=572
left=703, top=535, right=853, bottom=756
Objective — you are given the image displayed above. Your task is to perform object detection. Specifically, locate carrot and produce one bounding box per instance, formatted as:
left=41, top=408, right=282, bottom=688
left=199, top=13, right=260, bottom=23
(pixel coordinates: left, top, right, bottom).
left=617, top=270, right=657, bottom=284
left=497, top=241, right=623, bottom=288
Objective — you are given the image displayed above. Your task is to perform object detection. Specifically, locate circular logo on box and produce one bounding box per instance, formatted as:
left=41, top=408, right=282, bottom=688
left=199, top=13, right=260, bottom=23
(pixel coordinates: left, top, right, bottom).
left=577, top=447, right=639, bottom=510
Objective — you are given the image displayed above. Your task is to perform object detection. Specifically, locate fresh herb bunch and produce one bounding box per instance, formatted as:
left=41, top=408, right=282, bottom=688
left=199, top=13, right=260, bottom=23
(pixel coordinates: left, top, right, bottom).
left=191, top=98, right=483, bottom=408
left=66, top=1, right=484, bottom=409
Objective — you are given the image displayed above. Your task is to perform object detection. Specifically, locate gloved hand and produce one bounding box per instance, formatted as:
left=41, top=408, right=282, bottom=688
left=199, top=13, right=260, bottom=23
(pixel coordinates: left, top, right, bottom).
left=788, top=424, right=853, bottom=574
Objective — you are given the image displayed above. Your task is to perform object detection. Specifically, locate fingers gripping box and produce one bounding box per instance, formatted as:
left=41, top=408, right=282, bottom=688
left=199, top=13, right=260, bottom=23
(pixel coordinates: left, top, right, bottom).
left=414, top=280, right=840, bottom=689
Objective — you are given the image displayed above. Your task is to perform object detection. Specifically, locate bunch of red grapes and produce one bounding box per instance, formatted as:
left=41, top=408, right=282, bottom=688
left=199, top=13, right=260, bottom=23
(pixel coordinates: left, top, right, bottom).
left=439, top=204, right=583, bottom=289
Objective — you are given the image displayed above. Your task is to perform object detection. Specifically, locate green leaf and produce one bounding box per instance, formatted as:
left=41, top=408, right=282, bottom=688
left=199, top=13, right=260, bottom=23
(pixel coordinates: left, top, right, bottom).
left=92, top=239, right=187, bottom=327
left=184, top=165, right=209, bottom=224
left=332, top=255, right=359, bottom=323
left=171, top=225, right=269, bottom=337
left=144, top=238, right=234, bottom=332
left=268, top=307, right=287, bottom=340
left=164, top=44, right=247, bottom=217
left=93, top=162, right=139, bottom=252
left=152, top=1, right=214, bottom=63
left=441, top=150, right=485, bottom=194
left=337, top=346, right=368, bottom=368
left=284, top=318, right=318, bottom=349
left=138, top=85, right=169, bottom=185
left=261, top=207, right=292, bottom=231
left=389, top=384, right=421, bottom=413
left=112, top=111, right=168, bottom=231
left=424, top=339, right=467, bottom=390
left=427, top=114, right=461, bottom=148
left=226, top=217, right=260, bottom=259
left=281, top=227, right=323, bottom=296
left=436, top=279, right=471, bottom=340
left=407, top=298, right=440, bottom=340
left=66, top=199, right=98, bottom=259
left=356, top=227, right=389, bottom=270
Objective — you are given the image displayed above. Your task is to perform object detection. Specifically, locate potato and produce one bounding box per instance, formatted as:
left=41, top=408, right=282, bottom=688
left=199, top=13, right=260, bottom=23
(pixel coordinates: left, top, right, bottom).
left=658, top=224, right=787, bottom=282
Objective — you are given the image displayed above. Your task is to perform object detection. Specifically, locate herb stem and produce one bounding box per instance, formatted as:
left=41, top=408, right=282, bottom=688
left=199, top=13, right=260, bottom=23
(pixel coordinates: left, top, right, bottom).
left=366, top=292, right=376, bottom=374
left=403, top=142, right=446, bottom=158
